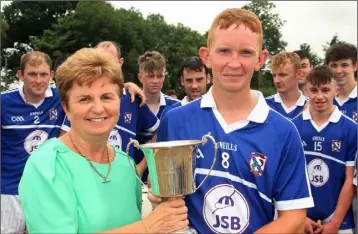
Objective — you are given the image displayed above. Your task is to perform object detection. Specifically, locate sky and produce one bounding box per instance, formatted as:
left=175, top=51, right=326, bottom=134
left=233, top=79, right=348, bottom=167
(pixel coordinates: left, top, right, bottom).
left=1, top=1, right=357, bottom=59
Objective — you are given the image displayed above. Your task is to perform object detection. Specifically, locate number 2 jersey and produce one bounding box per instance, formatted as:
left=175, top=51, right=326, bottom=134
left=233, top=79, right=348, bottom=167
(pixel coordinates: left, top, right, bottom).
left=157, top=88, right=314, bottom=233
left=292, top=107, right=357, bottom=230
left=1, top=85, right=66, bottom=195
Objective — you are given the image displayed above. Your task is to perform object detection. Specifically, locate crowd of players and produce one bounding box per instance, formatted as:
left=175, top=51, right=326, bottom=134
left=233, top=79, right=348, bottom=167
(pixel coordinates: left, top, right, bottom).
left=1, top=7, right=357, bottom=234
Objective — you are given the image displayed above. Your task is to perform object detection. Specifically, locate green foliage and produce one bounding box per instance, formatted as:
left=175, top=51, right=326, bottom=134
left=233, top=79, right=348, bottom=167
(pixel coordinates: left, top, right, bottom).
left=299, top=43, right=323, bottom=66
left=322, top=33, right=341, bottom=54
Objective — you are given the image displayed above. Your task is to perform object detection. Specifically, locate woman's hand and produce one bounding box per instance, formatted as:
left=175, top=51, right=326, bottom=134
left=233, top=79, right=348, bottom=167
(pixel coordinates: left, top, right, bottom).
left=143, top=197, right=188, bottom=233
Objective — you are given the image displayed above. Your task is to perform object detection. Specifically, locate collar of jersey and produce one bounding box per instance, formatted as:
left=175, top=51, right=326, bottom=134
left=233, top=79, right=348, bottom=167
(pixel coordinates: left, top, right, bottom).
left=181, top=96, right=189, bottom=106
left=274, top=91, right=306, bottom=106
left=302, top=106, right=341, bottom=123
left=348, top=84, right=357, bottom=98
left=159, top=92, right=167, bottom=106
left=200, top=87, right=269, bottom=123
left=18, top=82, right=53, bottom=105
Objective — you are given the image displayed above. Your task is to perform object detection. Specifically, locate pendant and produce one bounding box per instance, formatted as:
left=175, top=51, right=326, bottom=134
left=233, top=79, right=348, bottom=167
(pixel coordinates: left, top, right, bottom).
left=103, top=180, right=111, bottom=184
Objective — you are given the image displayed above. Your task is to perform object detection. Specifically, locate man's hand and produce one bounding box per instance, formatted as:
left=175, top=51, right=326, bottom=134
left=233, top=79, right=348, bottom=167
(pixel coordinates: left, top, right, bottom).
left=321, top=221, right=339, bottom=234
left=305, top=218, right=323, bottom=234
left=123, top=82, right=146, bottom=106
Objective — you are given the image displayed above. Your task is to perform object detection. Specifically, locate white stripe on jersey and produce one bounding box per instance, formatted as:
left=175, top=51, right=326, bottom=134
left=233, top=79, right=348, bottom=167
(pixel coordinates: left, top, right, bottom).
left=305, top=151, right=346, bottom=165
left=146, top=119, right=160, bottom=133
left=195, top=168, right=272, bottom=203
left=115, top=125, right=136, bottom=136
left=2, top=124, right=62, bottom=129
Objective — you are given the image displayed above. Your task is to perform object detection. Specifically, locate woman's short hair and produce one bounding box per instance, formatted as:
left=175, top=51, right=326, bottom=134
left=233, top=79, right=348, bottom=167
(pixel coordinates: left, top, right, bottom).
left=55, top=48, right=124, bottom=109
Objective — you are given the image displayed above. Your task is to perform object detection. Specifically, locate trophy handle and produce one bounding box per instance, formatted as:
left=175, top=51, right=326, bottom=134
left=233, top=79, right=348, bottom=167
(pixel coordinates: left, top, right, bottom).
left=194, top=132, right=217, bottom=192
left=125, top=138, right=147, bottom=188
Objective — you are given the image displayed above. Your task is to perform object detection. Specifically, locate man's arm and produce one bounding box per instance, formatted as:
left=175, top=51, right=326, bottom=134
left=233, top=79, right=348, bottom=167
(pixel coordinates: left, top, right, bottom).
left=323, top=166, right=355, bottom=233
left=123, top=82, right=146, bottom=106
left=255, top=209, right=306, bottom=233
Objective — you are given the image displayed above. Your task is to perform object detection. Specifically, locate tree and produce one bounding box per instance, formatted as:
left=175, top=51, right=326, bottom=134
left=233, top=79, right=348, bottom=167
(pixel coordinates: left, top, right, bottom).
left=1, top=1, right=78, bottom=90
left=242, top=0, right=287, bottom=90
left=299, top=43, right=322, bottom=66
left=322, top=33, right=341, bottom=54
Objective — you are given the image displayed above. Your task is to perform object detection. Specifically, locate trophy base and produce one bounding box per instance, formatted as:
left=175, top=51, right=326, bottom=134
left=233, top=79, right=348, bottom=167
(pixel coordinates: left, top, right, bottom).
left=171, top=226, right=197, bottom=234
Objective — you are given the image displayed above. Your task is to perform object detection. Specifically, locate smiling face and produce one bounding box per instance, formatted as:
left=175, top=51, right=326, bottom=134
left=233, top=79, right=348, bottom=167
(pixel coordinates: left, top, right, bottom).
left=17, top=63, right=54, bottom=101
left=200, top=24, right=268, bottom=94
left=328, top=59, right=357, bottom=87
left=64, top=77, right=120, bottom=138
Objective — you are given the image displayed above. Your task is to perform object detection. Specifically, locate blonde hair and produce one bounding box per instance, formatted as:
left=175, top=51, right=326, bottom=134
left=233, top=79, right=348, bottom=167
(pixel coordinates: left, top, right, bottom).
left=20, top=51, right=52, bottom=72
left=55, top=48, right=124, bottom=109
left=138, top=51, right=166, bottom=74
left=270, top=52, right=301, bottom=71
left=207, top=8, right=263, bottom=49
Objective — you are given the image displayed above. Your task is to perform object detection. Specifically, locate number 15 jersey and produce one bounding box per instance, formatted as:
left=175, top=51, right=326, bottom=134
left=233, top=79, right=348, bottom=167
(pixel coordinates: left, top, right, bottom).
left=293, top=107, right=356, bottom=230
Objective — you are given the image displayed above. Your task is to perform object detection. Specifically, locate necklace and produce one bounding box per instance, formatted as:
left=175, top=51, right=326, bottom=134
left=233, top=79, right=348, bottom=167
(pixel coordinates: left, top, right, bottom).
left=69, top=133, right=112, bottom=184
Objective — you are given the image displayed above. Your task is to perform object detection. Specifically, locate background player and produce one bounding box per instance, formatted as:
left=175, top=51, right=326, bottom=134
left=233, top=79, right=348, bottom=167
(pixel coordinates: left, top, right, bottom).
left=266, top=52, right=308, bottom=119
left=161, top=56, right=210, bottom=118
left=293, top=65, right=356, bottom=233
left=1, top=51, right=66, bottom=233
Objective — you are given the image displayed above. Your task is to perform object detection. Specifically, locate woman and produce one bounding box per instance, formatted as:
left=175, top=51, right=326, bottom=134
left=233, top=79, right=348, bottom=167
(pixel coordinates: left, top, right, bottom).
left=18, top=48, right=188, bottom=233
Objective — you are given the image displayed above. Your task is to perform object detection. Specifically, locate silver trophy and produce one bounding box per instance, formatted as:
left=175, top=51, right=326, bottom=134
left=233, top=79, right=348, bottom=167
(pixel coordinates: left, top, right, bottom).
left=126, top=133, right=217, bottom=233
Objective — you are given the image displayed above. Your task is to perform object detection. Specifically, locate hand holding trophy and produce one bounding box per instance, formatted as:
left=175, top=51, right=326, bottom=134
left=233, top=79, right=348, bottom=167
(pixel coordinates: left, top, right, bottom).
left=126, top=133, right=217, bottom=233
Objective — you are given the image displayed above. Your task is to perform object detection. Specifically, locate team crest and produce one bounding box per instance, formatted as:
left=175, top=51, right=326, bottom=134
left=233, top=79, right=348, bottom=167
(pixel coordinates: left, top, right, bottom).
left=49, top=108, right=57, bottom=120
left=124, top=112, right=132, bottom=124
left=331, top=140, right=341, bottom=152
left=353, top=111, right=357, bottom=122
left=249, top=152, right=267, bottom=176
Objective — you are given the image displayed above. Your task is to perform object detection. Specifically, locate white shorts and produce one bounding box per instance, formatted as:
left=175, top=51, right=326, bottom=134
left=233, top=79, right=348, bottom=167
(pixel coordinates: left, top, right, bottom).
left=1, top=194, right=25, bottom=234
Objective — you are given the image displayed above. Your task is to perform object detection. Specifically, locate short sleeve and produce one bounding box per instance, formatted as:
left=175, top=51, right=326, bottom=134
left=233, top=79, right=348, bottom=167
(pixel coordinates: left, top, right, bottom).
left=137, top=104, right=159, bottom=137
left=346, top=122, right=357, bottom=166
left=19, top=150, right=78, bottom=233
left=272, top=124, right=314, bottom=211
left=61, top=116, right=71, bottom=132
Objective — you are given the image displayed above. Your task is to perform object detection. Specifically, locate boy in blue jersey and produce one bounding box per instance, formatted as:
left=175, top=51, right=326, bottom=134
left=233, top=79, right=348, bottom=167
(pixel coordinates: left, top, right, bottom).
left=149, top=8, right=314, bottom=233
left=1, top=51, right=66, bottom=233
left=266, top=52, right=308, bottom=119
left=293, top=65, right=356, bottom=234
left=293, top=50, right=313, bottom=97
left=61, top=41, right=160, bottom=176
left=135, top=51, right=179, bottom=180
left=161, top=56, right=211, bottom=119
left=325, top=42, right=357, bottom=123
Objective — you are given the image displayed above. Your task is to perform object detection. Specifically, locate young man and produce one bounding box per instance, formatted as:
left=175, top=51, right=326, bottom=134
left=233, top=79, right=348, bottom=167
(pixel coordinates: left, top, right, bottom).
left=325, top=42, right=357, bottom=123
left=137, top=51, right=180, bottom=118
left=61, top=41, right=160, bottom=176
left=266, top=52, right=308, bottom=120
left=1, top=51, right=67, bottom=233
left=135, top=51, right=179, bottom=180
left=293, top=50, right=313, bottom=96
left=293, top=65, right=356, bottom=234
left=151, top=8, right=313, bottom=233
left=165, top=89, right=178, bottom=99
left=161, top=56, right=211, bottom=118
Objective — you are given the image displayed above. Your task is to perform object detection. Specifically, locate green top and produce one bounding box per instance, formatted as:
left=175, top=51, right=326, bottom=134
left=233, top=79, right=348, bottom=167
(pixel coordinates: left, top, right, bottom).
left=19, top=138, right=142, bottom=233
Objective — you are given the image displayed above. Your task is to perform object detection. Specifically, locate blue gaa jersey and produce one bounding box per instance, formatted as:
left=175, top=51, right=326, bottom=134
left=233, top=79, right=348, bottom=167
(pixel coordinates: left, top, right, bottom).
left=62, top=89, right=159, bottom=157
left=1, top=84, right=66, bottom=195
left=265, top=92, right=308, bottom=120
left=160, top=96, right=189, bottom=119
left=293, top=107, right=357, bottom=230
left=334, top=85, right=357, bottom=123
left=157, top=88, right=313, bottom=234
left=354, top=156, right=357, bottom=186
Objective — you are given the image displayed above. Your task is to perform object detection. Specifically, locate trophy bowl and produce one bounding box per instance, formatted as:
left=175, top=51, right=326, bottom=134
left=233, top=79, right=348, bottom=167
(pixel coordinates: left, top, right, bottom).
left=126, top=133, right=217, bottom=197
